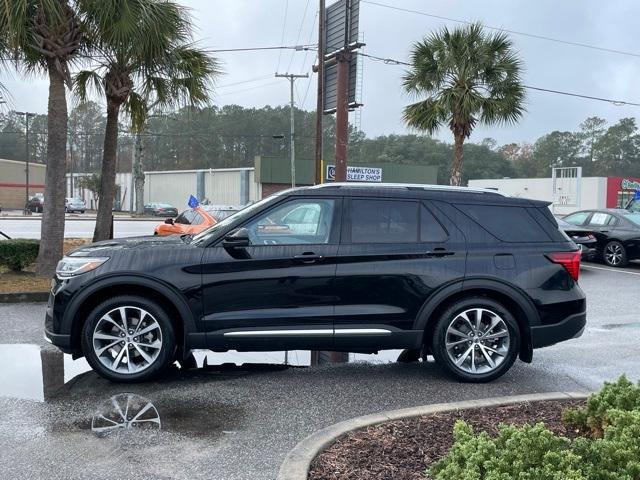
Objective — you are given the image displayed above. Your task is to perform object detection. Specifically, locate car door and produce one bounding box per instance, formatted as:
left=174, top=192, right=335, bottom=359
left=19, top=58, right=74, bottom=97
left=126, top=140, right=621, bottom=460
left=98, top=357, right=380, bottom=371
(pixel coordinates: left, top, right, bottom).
left=333, top=197, right=467, bottom=351
left=201, top=196, right=341, bottom=351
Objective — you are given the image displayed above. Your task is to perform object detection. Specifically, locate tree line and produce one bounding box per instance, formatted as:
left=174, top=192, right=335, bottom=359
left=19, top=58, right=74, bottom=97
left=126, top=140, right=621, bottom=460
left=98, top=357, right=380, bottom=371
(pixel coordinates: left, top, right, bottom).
left=3, top=105, right=640, bottom=184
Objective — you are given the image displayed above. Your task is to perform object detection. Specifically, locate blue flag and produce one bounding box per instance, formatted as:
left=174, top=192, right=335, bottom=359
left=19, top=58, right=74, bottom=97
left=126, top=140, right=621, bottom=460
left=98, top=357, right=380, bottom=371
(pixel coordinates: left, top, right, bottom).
left=635, top=190, right=640, bottom=200
left=188, top=195, right=199, bottom=209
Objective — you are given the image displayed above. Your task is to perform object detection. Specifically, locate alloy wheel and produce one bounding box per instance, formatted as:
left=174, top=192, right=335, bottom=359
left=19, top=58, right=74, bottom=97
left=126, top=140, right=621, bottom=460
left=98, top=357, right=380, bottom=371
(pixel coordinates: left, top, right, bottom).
left=444, top=308, right=510, bottom=375
left=92, top=306, right=163, bottom=374
left=605, top=243, right=623, bottom=266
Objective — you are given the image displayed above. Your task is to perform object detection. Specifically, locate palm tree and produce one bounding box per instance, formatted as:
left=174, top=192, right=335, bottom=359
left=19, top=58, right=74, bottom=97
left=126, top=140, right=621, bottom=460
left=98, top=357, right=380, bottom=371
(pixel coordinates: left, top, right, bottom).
left=403, top=23, right=525, bottom=186
left=0, top=0, right=83, bottom=275
left=75, top=0, right=219, bottom=241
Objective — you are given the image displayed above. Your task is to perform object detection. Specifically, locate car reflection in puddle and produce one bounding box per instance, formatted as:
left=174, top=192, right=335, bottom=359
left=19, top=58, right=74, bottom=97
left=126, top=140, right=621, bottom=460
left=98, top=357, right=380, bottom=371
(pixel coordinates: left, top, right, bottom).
left=91, top=393, right=161, bottom=436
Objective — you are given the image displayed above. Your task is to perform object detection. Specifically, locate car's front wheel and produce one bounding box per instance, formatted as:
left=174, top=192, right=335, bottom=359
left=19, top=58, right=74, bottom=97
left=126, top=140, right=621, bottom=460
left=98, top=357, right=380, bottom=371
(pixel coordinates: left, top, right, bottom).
left=81, top=295, right=176, bottom=382
left=603, top=240, right=627, bottom=267
left=431, top=297, right=520, bottom=383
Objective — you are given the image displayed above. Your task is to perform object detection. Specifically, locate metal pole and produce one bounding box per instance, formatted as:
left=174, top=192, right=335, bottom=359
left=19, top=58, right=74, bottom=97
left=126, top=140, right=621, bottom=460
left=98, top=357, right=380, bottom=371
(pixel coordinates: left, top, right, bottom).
left=334, top=51, right=350, bottom=182
left=276, top=73, right=308, bottom=188
left=315, top=0, right=325, bottom=185
left=25, top=114, right=30, bottom=205
left=289, top=77, right=296, bottom=188
left=69, top=134, right=74, bottom=197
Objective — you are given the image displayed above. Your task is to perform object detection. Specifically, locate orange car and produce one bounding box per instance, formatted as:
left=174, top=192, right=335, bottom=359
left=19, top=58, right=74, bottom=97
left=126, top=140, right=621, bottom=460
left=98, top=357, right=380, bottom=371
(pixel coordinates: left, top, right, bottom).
left=154, top=205, right=240, bottom=236
left=154, top=207, right=216, bottom=236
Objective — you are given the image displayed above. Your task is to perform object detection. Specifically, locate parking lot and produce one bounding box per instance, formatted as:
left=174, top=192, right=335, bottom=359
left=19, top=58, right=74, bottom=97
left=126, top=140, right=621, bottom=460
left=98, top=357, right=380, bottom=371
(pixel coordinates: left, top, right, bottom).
left=0, top=260, right=637, bottom=480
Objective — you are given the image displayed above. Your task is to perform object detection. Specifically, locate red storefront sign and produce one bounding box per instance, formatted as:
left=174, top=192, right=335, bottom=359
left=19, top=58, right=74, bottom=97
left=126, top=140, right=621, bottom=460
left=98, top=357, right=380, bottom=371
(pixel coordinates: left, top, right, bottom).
left=606, top=177, right=640, bottom=208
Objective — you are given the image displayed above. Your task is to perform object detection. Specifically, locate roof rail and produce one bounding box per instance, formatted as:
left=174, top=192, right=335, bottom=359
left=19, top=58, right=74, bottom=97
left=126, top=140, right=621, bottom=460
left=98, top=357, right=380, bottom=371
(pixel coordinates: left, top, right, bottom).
left=307, top=182, right=508, bottom=196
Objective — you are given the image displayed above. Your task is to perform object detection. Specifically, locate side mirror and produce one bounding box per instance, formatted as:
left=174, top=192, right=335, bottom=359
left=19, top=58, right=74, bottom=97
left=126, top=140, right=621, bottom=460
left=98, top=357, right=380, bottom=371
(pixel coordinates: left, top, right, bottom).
left=164, top=218, right=174, bottom=225
left=222, top=227, right=250, bottom=249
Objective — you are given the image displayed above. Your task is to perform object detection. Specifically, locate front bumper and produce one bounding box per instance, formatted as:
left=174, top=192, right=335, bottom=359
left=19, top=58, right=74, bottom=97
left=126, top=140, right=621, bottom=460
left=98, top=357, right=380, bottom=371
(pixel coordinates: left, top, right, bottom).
left=530, top=311, right=586, bottom=349
left=45, top=299, right=73, bottom=352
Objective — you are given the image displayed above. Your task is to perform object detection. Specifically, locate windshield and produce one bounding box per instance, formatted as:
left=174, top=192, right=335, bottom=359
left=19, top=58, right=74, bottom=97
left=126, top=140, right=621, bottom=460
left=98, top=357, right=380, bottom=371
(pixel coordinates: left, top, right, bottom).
left=191, top=195, right=280, bottom=245
left=623, top=212, right=640, bottom=226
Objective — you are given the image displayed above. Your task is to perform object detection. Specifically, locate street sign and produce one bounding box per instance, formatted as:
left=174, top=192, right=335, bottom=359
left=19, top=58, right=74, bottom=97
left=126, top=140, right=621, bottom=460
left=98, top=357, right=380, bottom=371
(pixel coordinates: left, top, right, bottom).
left=323, top=0, right=360, bottom=113
left=326, top=164, right=382, bottom=182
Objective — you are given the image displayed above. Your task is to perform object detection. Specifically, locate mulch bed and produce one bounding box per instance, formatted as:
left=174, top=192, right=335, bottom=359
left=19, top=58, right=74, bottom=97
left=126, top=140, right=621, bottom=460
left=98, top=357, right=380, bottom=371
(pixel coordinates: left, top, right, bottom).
left=309, top=399, right=586, bottom=480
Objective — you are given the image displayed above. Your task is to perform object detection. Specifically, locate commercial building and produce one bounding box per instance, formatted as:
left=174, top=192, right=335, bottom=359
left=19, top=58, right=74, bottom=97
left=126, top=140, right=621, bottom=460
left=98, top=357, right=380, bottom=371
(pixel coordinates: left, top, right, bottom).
left=67, top=157, right=439, bottom=212
left=469, top=175, right=640, bottom=215
left=0, top=158, right=47, bottom=210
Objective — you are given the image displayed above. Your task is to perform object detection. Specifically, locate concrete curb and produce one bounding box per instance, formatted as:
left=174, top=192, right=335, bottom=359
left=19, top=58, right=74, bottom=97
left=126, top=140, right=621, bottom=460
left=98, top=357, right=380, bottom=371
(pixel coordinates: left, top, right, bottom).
left=277, top=391, right=590, bottom=480
left=0, top=291, right=49, bottom=303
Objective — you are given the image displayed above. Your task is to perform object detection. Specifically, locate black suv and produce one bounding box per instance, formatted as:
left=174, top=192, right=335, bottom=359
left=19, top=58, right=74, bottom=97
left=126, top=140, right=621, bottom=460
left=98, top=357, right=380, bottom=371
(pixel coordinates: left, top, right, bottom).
left=45, top=184, right=586, bottom=383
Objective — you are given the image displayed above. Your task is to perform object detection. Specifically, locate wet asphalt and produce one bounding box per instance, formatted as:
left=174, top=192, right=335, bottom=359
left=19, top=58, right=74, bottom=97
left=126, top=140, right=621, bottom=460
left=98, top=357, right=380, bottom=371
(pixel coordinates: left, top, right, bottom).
left=0, top=262, right=639, bottom=480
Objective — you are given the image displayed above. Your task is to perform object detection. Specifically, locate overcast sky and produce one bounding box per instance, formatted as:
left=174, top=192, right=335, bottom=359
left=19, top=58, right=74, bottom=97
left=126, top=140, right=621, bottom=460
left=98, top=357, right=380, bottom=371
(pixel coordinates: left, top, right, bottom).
left=3, top=0, right=640, bottom=145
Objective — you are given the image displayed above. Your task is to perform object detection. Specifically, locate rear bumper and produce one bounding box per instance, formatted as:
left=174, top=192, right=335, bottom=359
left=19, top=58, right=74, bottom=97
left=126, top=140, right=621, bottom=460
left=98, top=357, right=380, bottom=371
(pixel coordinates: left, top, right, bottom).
left=531, top=311, right=586, bottom=349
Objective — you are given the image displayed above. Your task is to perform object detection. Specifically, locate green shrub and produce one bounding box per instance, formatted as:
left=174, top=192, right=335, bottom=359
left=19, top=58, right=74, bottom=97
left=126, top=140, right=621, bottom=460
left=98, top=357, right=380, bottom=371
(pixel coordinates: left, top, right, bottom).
left=0, top=239, right=40, bottom=271
left=429, top=375, right=640, bottom=480
left=563, top=375, right=640, bottom=437
left=429, top=421, right=584, bottom=480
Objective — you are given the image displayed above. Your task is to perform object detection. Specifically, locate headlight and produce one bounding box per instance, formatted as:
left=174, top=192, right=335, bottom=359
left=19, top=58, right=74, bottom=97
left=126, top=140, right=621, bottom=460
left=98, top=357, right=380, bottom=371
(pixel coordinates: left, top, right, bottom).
left=56, top=256, right=109, bottom=278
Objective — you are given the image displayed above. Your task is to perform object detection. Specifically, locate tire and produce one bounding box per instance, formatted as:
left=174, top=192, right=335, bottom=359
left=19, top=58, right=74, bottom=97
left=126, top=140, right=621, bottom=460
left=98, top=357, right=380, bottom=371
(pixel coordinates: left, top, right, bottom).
left=80, top=210, right=85, bottom=214
left=431, top=297, right=520, bottom=383
left=603, top=240, right=628, bottom=267
left=81, top=295, right=176, bottom=383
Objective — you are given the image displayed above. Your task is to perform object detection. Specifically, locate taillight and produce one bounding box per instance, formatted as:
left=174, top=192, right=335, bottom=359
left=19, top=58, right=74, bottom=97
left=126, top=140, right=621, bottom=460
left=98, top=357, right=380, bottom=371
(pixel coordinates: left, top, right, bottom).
left=546, top=251, right=581, bottom=281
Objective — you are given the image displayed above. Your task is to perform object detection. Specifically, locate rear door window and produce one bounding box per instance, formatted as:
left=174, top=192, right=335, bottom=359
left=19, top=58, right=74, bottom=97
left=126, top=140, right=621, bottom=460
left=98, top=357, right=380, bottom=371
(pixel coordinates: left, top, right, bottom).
left=563, top=211, right=590, bottom=226
left=350, top=199, right=419, bottom=243
left=455, top=204, right=551, bottom=242
left=420, top=204, right=448, bottom=242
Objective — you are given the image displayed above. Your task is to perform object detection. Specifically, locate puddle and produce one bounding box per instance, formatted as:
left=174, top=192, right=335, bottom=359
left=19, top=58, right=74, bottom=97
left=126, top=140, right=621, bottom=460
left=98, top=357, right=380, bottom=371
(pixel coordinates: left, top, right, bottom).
left=0, top=343, right=407, bottom=403
left=600, top=322, right=640, bottom=330
left=0, top=344, right=91, bottom=402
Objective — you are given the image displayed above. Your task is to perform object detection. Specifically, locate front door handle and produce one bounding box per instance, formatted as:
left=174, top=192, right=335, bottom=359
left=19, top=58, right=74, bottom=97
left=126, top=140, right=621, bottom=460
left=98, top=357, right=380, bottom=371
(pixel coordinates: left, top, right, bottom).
left=426, top=248, right=455, bottom=258
left=293, top=252, right=323, bottom=264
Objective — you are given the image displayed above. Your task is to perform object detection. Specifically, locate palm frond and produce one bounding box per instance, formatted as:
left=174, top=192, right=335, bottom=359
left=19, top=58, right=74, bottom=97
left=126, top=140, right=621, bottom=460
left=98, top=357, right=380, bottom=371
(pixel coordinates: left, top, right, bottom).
left=73, top=69, right=104, bottom=102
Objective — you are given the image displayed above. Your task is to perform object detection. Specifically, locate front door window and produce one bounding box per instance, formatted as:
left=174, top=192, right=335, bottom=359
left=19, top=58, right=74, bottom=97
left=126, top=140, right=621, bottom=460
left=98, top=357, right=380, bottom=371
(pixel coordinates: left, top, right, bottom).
left=244, top=199, right=335, bottom=245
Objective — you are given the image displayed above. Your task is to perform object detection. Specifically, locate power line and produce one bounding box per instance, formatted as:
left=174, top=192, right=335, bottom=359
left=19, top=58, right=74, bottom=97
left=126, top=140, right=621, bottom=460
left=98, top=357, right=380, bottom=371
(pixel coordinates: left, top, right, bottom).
left=216, top=75, right=274, bottom=89
left=361, top=0, right=640, bottom=59
left=287, top=0, right=312, bottom=73
left=360, top=51, right=640, bottom=107
left=276, top=0, right=290, bottom=72
left=523, top=85, right=640, bottom=107
left=205, top=44, right=316, bottom=54
left=301, top=10, right=319, bottom=109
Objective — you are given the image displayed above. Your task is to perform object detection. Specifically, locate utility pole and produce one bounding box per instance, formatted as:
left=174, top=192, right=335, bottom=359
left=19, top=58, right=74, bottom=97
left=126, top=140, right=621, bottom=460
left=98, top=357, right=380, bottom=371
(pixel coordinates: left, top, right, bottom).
left=315, top=0, right=326, bottom=184
left=16, top=111, right=36, bottom=207
left=276, top=73, right=308, bottom=188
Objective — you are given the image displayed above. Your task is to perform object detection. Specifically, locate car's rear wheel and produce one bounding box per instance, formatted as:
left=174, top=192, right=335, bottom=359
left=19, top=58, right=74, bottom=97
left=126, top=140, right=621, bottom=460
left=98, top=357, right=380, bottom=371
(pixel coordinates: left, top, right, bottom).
left=431, top=297, right=520, bottom=383
left=603, top=240, right=627, bottom=267
left=81, top=295, right=176, bottom=382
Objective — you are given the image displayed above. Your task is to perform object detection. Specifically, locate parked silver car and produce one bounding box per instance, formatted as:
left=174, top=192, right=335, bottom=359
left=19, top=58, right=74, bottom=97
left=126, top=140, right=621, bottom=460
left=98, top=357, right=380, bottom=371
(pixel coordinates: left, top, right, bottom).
left=65, top=197, right=86, bottom=214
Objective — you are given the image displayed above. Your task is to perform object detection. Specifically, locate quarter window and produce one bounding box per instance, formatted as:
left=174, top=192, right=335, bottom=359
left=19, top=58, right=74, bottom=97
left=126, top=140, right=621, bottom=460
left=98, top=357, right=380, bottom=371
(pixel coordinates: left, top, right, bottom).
left=456, top=204, right=551, bottom=242
left=589, top=213, right=615, bottom=226
left=244, top=199, right=335, bottom=245
left=350, top=199, right=418, bottom=243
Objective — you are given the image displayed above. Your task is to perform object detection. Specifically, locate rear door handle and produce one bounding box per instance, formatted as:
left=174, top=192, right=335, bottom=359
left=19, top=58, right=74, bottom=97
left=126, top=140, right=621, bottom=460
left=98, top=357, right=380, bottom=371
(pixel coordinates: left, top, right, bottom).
left=293, top=252, right=323, bottom=264
left=426, top=248, right=455, bottom=258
